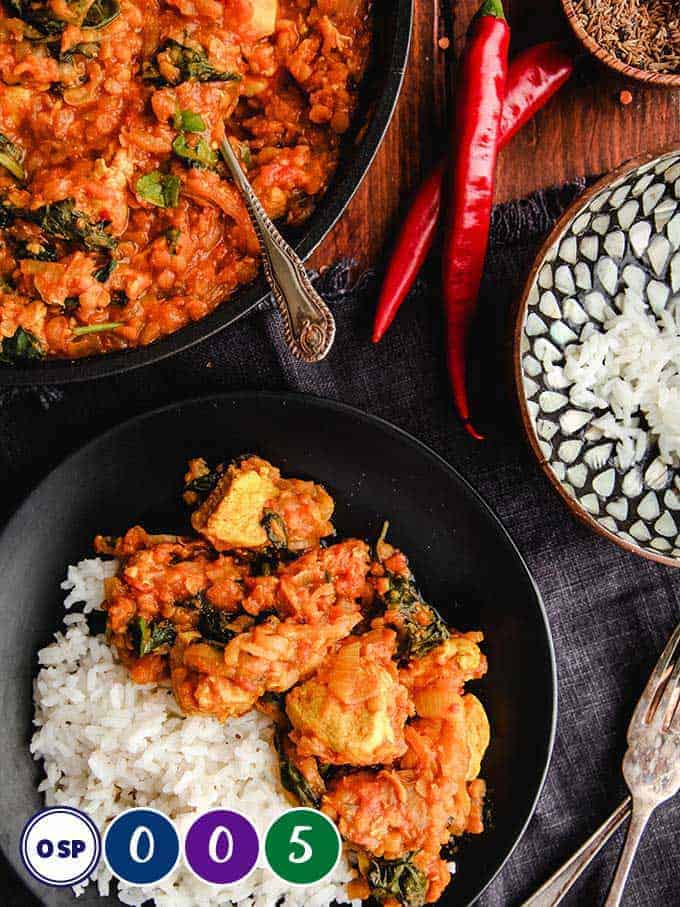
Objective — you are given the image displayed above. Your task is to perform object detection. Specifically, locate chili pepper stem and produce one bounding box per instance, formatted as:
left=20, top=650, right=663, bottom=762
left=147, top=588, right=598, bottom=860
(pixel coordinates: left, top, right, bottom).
left=477, top=0, right=505, bottom=20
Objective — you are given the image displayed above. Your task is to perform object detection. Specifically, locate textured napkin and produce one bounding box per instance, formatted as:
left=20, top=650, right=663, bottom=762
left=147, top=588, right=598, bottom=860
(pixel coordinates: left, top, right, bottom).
left=1, top=179, right=678, bottom=907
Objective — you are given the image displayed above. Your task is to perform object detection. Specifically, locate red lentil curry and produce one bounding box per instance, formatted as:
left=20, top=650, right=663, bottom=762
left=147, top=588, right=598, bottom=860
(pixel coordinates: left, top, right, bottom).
left=0, top=0, right=372, bottom=361
left=96, top=455, right=491, bottom=906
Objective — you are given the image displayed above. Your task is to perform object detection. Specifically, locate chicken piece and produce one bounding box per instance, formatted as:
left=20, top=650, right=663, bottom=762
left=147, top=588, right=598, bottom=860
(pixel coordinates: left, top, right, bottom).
left=191, top=456, right=279, bottom=549
left=400, top=711, right=473, bottom=839
left=249, top=0, right=278, bottom=38
left=463, top=693, right=490, bottom=781
left=286, top=628, right=413, bottom=765
left=398, top=657, right=489, bottom=839
left=190, top=455, right=334, bottom=552
left=171, top=634, right=258, bottom=720
left=323, top=769, right=439, bottom=859
left=399, top=632, right=487, bottom=716
left=322, top=769, right=452, bottom=904
left=172, top=610, right=362, bottom=720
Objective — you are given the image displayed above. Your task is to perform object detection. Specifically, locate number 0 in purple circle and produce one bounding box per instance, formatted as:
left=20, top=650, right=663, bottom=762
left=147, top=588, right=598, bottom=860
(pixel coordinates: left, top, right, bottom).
left=184, top=809, right=259, bottom=886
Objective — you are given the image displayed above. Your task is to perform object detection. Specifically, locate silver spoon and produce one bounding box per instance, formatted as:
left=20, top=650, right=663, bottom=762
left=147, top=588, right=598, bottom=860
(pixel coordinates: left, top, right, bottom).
left=220, top=139, right=336, bottom=363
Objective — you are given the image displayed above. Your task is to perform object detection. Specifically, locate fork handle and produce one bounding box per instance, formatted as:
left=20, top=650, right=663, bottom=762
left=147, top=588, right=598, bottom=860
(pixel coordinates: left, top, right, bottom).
left=603, top=800, right=653, bottom=907
left=521, top=798, right=632, bottom=906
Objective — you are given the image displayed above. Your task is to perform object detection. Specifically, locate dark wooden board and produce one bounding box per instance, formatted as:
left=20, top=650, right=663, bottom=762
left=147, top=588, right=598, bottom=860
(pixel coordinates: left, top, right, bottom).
left=310, top=0, right=680, bottom=273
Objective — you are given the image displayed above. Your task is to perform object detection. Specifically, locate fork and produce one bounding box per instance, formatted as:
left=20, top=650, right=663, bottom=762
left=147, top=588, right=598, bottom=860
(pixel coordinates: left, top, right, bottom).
left=522, top=621, right=680, bottom=907
left=603, top=621, right=680, bottom=906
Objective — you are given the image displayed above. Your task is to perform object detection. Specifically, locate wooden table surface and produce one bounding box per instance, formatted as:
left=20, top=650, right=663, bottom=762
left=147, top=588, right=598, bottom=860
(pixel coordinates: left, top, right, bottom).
left=310, top=0, right=680, bottom=274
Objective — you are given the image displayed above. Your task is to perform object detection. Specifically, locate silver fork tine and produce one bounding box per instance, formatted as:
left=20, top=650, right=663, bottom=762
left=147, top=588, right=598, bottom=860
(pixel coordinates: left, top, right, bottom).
left=655, top=649, right=680, bottom=732
left=629, top=622, right=680, bottom=731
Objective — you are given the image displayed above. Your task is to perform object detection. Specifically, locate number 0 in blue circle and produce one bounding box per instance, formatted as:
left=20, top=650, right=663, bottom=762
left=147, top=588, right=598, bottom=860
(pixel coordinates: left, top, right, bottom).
left=103, top=808, right=180, bottom=886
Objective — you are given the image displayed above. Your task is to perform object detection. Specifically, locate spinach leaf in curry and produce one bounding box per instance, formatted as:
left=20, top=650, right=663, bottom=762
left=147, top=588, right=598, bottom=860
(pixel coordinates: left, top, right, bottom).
left=93, top=256, right=117, bottom=283
left=135, top=171, right=181, bottom=208
left=360, top=852, right=428, bottom=907
left=273, top=727, right=322, bottom=809
left=3, top=0, right=120, bottom=36
left=183, top=465, right=222, bottom=500
left=378, top=571, right=450, bottom=662
left=164, top=226, right=181, bottom=255
left=0, top=326, right=43, bottom=363
left=142, top=40, right=241, bottom=87
left=25, top=198, right=117, bottom=251
left=172, top=133, right=217, bottom=170
left=173, top=109, right=206, bottom=133
left=261, top=510, right=289, bottom=550
left=129, top=617, right=176, bottom=657
left=197, top=600, right=237, bottom=645
left=82, top=0, right=120, bottom=28
left=59, top=41, right=101, bottom=63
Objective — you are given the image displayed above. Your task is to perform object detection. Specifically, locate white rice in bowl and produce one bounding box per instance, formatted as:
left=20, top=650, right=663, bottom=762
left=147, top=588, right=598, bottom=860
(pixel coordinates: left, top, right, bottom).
left=31, top=558, right=358, bottom=907
left=560, top=290, right=680, bottom=470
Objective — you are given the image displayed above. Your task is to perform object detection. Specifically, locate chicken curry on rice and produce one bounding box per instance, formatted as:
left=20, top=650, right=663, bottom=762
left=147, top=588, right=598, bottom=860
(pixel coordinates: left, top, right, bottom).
left=95, top=455, right=491, bottom=906
left=0, top=0, right=371, bottom=361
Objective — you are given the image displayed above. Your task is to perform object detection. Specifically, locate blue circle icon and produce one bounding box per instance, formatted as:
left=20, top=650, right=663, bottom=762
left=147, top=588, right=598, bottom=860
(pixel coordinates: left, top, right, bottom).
left=20, top=806, right=101, bottom=887
left=103, top=808, right=180, bottom=886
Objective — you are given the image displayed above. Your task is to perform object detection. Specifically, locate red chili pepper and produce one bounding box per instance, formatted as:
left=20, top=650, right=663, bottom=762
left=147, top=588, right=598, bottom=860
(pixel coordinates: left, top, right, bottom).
left=441, top=0, right=509, bottom=441
left=371, top=41, right=573, bottom=345
left=498, top=41, right=574, bottom=146
left=370, top=161, right=446, bottom=345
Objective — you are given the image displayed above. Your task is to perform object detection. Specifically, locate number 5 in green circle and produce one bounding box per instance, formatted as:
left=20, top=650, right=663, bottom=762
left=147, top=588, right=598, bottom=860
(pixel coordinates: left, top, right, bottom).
left=289, top=824, right=313, bottom=864
left=264, top=808, right=341, bottom=886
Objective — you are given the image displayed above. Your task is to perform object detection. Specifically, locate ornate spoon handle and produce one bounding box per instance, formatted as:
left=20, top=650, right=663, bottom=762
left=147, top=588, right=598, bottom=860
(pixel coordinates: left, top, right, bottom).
left=220, top=139, right=336, bottom=363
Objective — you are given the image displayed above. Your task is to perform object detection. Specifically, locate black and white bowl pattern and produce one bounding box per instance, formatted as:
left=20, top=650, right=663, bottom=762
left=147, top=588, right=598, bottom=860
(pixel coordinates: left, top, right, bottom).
left=516, top=149, right=680, bottom=567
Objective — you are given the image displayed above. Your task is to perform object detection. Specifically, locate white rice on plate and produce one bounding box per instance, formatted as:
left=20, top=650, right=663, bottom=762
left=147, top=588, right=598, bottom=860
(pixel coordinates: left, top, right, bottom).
left=31, top=558, right=358, bottom=907
left=558, top=290, right=680, bottom=470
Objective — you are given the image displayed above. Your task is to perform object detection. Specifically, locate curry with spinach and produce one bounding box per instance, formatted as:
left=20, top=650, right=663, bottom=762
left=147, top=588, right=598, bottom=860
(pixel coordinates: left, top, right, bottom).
left=0, top=0, right=372, bottom=359
left=94, top=455, right=491, bottom=906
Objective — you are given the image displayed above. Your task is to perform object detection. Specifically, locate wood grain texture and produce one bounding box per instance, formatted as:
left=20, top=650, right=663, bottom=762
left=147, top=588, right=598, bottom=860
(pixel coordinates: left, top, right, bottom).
left=309, top=0, right=680, bottom=274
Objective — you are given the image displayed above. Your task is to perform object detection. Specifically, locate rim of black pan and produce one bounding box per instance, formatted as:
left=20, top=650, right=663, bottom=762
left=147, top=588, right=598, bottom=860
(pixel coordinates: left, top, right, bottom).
left=0, top=1, right=414, bottom=387
left=0, top=390, right=558, bottom=906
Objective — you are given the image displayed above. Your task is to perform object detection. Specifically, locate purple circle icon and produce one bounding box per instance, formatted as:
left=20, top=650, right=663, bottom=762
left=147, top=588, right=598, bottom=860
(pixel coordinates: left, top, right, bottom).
left=184, top=809, right=259, bottom=886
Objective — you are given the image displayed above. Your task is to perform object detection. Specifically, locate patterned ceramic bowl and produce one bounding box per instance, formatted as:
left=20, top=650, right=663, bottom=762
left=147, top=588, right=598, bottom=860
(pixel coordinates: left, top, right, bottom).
left=515, top=149, right=680, bottom=567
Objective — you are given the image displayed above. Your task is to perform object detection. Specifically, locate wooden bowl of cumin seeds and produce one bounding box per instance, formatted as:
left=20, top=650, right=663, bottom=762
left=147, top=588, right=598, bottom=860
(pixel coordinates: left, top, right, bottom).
left=562, top=0, right=680, bottom=87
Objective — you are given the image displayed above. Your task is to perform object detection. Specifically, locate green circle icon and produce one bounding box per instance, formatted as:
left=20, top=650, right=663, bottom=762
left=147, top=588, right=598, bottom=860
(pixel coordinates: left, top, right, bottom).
left=264, top=808, right=341, bottom=886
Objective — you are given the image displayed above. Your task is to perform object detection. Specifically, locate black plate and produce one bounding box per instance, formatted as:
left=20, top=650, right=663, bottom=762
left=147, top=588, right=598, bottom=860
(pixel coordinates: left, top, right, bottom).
left=0, top=392, right=556, bottom=905
left=0, top=1, right=413, bottom=387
